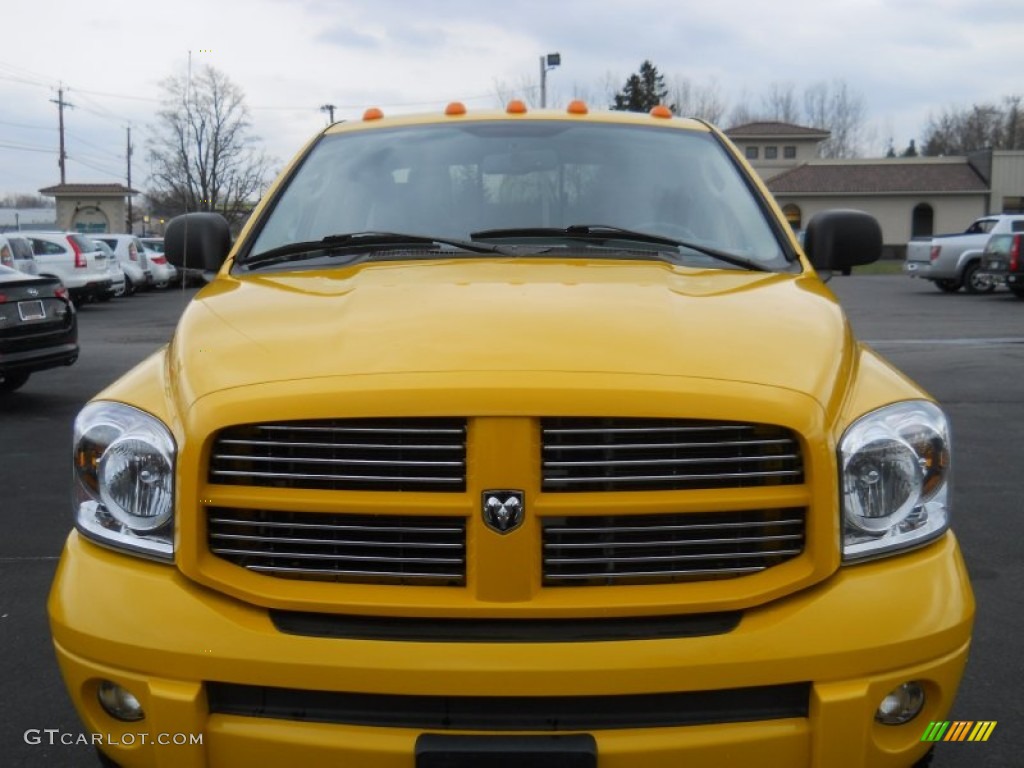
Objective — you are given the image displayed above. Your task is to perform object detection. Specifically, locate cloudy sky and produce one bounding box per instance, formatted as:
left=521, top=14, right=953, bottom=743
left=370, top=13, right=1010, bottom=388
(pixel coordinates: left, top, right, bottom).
left=1, top=0, right=1021, bottom=199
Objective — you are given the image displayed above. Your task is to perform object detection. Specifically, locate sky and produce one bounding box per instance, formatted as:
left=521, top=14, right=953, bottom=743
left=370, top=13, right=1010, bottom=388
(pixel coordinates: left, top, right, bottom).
left=1, top=0, right=1022, bottom=200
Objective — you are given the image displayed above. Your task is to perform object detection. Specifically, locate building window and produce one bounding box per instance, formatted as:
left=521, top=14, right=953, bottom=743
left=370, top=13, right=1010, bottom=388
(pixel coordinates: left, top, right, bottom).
left=783, top=146, right=797, bottom=159
left=1002, top=196, right=1024, bottom=213
left=765, top=146, right=778, bottom=160
left=745, top=146, right=759, bottom=160
left=782, top=204, right=802, bottom=230
left=911, top=203, right=934, bottom=239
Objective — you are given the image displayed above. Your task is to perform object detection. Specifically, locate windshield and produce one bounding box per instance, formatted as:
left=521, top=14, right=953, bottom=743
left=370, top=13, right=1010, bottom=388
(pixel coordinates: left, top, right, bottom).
left=247, top=120, right=788, bottom=270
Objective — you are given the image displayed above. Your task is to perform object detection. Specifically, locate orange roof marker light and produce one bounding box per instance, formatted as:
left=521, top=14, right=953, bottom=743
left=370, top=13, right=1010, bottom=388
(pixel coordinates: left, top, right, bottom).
left=362, top=107, right=384, bottom=121
left=506, top=100, right=528, bottom=115
left=567, top=100, right=588, bottom=115
left=445, top=101, right=467, bottom=116
left=650, top=104, right=673, bottom=119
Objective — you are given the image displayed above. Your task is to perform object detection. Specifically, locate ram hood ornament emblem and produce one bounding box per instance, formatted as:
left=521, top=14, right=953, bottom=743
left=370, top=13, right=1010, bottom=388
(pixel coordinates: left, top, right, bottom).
left=482, top=491, right=525, bottom=534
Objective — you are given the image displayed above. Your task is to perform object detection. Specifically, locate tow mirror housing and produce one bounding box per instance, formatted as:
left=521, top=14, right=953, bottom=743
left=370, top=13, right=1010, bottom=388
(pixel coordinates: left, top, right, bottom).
left=165, top=212, right=232, bottom=275
left=804, top=210, right=882, bottom=272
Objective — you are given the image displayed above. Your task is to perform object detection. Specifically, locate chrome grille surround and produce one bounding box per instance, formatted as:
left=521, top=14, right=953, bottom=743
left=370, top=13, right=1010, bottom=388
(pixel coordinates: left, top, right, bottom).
left=543, top=508, right=805, bottom=586
left=209, top=418, right=467, bottom=492
left=541, top=417, right=803, bottom=492
left=208, top=508, right=466, bottom=586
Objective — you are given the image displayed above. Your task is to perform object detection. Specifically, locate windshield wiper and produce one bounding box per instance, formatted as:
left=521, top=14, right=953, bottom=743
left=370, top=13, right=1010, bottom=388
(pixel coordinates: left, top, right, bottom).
left=470, top=224, right=769, bottom=272
left=243, top=232, right=509, bottom=270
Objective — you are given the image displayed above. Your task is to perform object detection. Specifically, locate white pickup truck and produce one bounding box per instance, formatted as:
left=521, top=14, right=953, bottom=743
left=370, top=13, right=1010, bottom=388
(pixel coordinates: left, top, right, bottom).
left=904, top=213, right=1024, bottom=293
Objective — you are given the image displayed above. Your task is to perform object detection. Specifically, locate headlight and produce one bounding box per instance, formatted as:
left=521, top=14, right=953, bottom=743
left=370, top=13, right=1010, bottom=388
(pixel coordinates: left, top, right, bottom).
left=840, top=400, right=950, bottom=561
left=73, top=402, right=176, bottom=560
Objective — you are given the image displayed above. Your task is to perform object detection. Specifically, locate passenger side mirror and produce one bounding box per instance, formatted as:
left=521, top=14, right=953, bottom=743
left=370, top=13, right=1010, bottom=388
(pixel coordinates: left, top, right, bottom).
left=165, top=213, right=232, bottom=276
left=803, top=210, right=881, bottom=273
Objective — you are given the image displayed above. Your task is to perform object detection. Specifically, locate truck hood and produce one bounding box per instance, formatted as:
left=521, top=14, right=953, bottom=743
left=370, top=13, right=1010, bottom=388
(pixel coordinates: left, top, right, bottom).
left=168, top=259, right=852, bottom=408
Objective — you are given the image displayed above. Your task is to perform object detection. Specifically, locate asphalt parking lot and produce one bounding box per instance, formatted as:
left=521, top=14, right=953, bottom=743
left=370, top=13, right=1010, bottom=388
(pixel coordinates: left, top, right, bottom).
left=1, top=275, right=1021, bottom=767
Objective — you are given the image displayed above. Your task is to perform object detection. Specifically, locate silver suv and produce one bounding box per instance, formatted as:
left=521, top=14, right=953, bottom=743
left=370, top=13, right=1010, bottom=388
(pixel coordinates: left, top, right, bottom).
left=25, top=232, right=112, bottom=303
left=0, top=233, right=39, bottom=275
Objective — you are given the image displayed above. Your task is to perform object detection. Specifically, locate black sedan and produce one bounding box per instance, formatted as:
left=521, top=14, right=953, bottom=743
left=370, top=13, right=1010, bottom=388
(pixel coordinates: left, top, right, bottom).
left=0, top=265, right=78, bottom=392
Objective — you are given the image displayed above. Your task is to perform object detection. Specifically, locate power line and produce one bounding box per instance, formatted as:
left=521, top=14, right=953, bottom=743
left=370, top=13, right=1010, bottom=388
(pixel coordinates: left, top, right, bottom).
left=0, top=141, right=57, bottom=154
left=66, top=131, right=124, bottom=161
left=0, top=118, right=56, bottom=132
left=68, top=155, right=122, bottom=178
left=0, top=59, right=59, bottom=86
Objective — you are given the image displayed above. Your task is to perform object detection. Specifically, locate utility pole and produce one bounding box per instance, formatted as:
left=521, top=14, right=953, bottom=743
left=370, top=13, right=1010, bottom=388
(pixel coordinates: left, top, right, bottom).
left=320, top=103, right=337, bottom=123
left=539, top=53, right=561, bottom=108
left=50, top=85, right=73, bottom=184
left=126, top=127, right=134, bottom=234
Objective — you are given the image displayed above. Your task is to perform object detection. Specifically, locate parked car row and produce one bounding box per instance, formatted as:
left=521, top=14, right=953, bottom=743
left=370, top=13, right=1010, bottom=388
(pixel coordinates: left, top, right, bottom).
left=0, top=232, right=175, bottom=302
left=904, top=213, right=1024, bottom=294
left=0, top=232, right=172, bottom=393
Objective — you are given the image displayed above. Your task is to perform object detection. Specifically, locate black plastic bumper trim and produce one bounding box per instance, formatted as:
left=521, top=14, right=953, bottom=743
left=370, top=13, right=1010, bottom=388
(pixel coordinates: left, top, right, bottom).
left=206, top=682, right=810, bottom=731
left=269, top=610, right=742, bottom=643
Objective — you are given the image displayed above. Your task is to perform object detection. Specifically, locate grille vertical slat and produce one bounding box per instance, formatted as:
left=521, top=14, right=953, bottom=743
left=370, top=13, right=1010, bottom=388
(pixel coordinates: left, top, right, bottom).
left=208, top=509, right=466, bottom=586
left=543, top=509, right=805, bottom=586
left=542, top=418, right=803, bottom=492
left=209, top=418, right=467, bottom=492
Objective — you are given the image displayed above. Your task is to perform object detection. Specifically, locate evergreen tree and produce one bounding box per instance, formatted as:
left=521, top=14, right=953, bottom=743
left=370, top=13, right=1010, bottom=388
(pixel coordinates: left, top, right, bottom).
left=612, top=61, right=670, bottom=113
left=901, top=139, right=918, bottom=157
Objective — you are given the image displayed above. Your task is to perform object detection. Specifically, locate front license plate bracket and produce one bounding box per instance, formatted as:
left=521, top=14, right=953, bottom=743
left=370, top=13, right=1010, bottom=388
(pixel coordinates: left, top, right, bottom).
left=415, top=733, right=597, bottom=768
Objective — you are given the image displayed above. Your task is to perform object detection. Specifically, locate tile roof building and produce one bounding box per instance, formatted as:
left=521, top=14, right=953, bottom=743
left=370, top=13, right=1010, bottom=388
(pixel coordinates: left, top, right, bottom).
left=724, top=123, right=1024, bottom=255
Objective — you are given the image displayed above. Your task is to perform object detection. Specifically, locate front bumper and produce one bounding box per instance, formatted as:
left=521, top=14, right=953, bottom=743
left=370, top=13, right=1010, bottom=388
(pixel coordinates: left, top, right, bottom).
left=50, top=532, right=973, bottom=768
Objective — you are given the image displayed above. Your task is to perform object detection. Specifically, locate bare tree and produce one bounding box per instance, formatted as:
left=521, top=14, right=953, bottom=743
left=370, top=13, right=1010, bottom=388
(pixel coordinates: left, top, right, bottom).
left=0, top=194, right=55, bottom=209
left=667, top=76, right=728, bottom=124
left=147, top=64, right=272, bottom=226
left=726, top=89, right=758, bottom=128
left=921, top=97, right=1024, bottom=155
left=493, top=73, right=543, bottom=107
left=761, top=82, right=800, bottom=124
left=804, top=79, right=865, bottom=158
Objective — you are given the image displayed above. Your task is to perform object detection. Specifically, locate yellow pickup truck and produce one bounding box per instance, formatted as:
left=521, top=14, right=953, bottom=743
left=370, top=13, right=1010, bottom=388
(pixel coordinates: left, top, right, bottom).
left=50, top=103, right=973, bottom=768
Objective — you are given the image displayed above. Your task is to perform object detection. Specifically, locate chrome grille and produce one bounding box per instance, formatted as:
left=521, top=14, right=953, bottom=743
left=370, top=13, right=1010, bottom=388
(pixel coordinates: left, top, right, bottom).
left=542, top=417, right=803, bottom=492
left=208, top=508, right=466, bottom=585
left=209, top=418, right=467, bottom=492
left=543, top=509, right=805, bottom=585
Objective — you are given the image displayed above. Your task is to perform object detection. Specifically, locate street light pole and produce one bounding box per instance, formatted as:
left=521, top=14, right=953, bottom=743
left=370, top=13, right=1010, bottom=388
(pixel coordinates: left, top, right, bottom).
left=539, top=52, right=561, bottom=108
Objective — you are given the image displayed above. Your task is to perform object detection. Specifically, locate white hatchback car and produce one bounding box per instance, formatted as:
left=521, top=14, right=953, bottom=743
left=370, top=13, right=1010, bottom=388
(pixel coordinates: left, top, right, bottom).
left=90, top=238, right=127, bottom=297
left=24, top=232, right=113, bottom=303
left=93, top=234, right=154, bottom=293
left=138, top=240, right=178, bottom=288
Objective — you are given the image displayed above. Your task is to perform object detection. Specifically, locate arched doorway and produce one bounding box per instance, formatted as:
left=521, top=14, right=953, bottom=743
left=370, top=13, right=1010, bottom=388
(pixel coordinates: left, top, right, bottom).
left=911, top=203, right=934, bottom=239
left=782, top=204, right=802, bottom=231
left=71, top=205, right=110, bottom=234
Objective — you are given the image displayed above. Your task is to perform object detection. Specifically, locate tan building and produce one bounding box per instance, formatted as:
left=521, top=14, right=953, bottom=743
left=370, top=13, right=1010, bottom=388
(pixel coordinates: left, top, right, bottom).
left=37, top=183, right=138, bottom=234
left=725, top=122, right=1012, bottom=257
left=765, top=158, right=988, bottom=255
left=724, top=122, right=830, bottom=180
